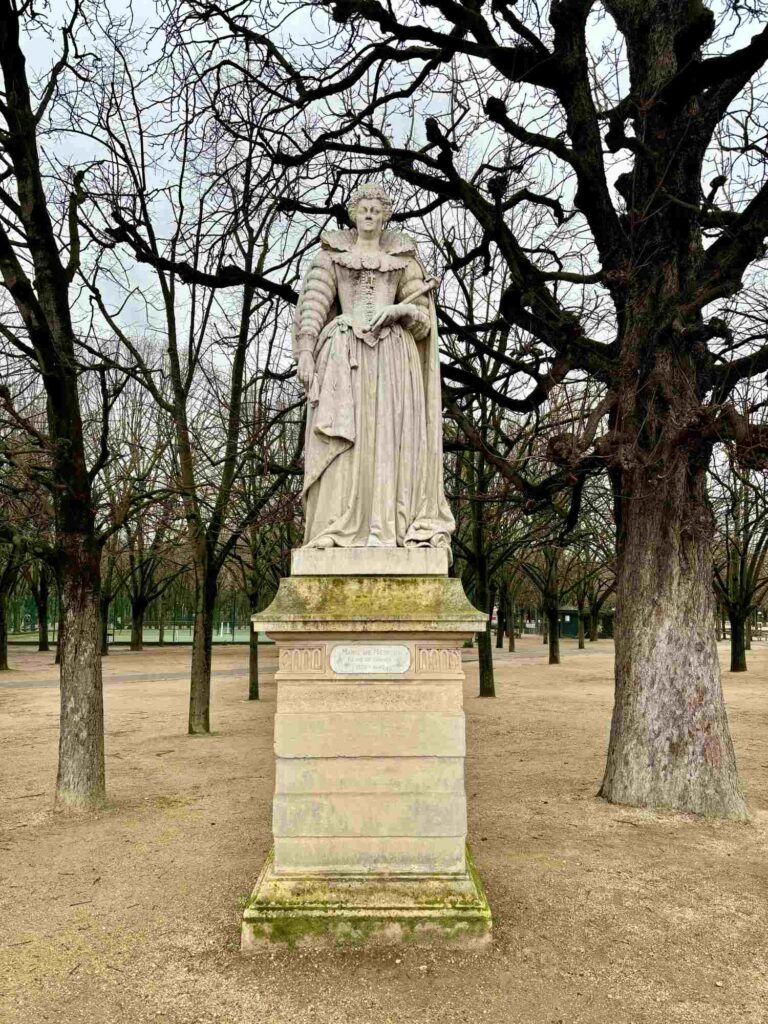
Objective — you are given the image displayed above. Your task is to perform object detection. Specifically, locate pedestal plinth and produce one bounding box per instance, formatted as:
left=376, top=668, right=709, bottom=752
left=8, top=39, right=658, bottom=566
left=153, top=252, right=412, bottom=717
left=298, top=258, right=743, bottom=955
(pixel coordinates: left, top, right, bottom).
left=241, top=559, right=491, bottom=948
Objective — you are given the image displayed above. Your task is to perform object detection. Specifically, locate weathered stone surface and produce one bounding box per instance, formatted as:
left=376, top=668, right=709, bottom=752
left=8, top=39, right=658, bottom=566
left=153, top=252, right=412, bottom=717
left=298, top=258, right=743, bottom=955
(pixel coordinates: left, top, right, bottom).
left=253, top=574, right=486, bottom=634
left=292, top=546, right=449, bottom=576
left=275, top=711, right=466, bottom=758
left=276, top=679, right=464, bottom=714
left=241, top=848, right=492, bottom=949
left=272, top=836, right=467, bottom=875
left=273, top=793, right=466, bottom=837
left=275, top=757, right=465, bottom=794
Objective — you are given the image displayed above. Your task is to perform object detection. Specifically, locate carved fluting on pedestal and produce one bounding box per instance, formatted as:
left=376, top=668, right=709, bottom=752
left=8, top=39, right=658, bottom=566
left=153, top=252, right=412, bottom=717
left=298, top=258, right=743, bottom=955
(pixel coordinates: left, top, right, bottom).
left=416, top=647, right=462, bottom=674
left=278, top=646, right=324, bottom=675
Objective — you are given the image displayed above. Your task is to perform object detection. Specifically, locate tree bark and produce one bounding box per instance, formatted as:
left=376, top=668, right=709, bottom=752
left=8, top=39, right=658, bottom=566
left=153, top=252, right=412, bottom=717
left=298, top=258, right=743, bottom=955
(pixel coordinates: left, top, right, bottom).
left=546, top=604, right=560, bottom=665
left=477, top=619, right=495, bottom=697
left=507, top=598, right=515, bottom=652
left=575, top=590, right=587, bottom=649
left=55, top=537, right=105, bottom=810
left=99, top=594, right=110, bottom=657
left=188, top=565, right=217, bottom=733
left=35, top=569, right=50, bottom=652
left=130, top=598, right=146, bottom=652
left=249, top=620, right=259, bottom=700
left=728, top=611, right=748, bottom=673
left=55, top=608, right=62, bottom=665
left=542, top=612, right=548, bottom=645
left=477, top=583, right=495, bottom=697
left=600, top=467, right=747, bottom=819
left=495, top=600, right=505, bottom=649
left=158, top=596, right=165, bottom=646
left=588, top=610, right=599, bottom=642
left=0, top=591, right=8, bottom=671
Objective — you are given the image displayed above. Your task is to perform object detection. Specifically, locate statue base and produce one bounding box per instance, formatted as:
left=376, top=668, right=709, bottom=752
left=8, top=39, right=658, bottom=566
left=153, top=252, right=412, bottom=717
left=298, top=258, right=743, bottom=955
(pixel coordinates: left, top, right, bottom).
left=242, top=570, right=491, bottom=949
left=241, top=847, right=491, bottom=949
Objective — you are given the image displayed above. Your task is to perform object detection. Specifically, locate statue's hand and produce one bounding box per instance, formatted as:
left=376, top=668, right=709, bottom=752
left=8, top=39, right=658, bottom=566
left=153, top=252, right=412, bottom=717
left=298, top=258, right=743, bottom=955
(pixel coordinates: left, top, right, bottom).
left=370, top=303, right=419, bottom=331
left=297, top=351, right=315, bottom=392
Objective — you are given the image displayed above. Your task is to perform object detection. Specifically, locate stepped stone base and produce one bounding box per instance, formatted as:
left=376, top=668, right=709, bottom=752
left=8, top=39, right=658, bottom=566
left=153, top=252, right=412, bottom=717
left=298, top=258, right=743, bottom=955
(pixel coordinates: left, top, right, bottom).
left=241, top=848, right=491, bottom=949
left=242, top=569, right=491, bottom=950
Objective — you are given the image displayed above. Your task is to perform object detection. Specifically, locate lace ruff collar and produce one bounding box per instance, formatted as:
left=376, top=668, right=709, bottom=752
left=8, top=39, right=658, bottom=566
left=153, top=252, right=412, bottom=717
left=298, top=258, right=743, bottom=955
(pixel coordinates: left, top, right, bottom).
left=321, top=229, right=416, bottom=272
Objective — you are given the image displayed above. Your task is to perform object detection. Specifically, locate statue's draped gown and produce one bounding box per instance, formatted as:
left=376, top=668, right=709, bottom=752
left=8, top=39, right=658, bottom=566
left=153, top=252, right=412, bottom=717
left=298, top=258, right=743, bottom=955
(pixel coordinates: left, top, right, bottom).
left=293, top=229, right=454, bottom=551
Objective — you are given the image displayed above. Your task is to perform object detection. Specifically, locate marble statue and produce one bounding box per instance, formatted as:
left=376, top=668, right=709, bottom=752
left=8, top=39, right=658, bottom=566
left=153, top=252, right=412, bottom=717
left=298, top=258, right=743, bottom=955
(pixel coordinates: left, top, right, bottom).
left=293, top=183, right=455, bottom=552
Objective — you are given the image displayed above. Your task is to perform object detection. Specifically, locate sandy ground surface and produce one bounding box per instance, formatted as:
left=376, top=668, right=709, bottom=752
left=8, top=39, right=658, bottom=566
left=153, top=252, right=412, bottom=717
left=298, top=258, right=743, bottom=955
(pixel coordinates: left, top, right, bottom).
left=1, top=636, right=766, bottom=1024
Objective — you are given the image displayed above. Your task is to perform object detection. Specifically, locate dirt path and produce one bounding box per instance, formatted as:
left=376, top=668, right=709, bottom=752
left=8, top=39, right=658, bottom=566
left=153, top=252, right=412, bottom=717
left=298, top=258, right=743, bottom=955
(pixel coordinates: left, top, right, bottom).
left=1, top=638, right=766, bottom=1024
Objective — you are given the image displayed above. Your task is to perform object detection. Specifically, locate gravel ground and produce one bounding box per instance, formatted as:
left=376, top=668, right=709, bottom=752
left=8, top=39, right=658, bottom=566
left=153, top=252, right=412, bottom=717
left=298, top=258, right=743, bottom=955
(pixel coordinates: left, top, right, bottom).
left=1, top=637, right=766, bottom=1024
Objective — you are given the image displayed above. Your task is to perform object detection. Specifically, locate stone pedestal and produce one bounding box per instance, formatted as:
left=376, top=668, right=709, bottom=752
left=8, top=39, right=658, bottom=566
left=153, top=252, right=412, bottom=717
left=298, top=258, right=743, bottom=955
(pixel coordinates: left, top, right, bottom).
left=241, top=561, right=492, bottom=948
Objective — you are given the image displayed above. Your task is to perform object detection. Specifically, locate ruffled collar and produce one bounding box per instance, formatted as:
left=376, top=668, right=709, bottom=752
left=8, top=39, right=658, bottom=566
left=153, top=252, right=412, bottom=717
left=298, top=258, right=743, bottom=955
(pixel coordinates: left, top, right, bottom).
left=321, top=229, right=416, bottom=272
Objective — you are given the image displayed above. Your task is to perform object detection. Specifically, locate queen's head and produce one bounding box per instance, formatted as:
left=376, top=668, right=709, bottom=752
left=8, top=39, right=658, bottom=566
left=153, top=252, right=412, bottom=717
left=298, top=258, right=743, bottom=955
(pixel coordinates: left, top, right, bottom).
left=348, top=183, right=394, bottom=237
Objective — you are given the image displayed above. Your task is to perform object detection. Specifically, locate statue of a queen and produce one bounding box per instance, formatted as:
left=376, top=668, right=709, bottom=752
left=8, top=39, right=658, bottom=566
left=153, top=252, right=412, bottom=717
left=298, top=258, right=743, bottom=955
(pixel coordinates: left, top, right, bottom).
left=293, top=183, right=455, bottom=553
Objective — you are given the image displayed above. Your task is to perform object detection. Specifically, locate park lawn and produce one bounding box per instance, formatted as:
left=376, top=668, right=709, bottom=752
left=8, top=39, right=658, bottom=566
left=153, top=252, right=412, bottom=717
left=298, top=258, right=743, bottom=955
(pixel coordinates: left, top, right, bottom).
left=0, top=637, right=765, bottom=1024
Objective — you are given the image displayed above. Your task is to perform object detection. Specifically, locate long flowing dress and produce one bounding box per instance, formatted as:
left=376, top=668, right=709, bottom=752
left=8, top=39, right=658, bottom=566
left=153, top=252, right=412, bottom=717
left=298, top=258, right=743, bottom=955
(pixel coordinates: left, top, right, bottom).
left=293, top=229, right=454, bottom=551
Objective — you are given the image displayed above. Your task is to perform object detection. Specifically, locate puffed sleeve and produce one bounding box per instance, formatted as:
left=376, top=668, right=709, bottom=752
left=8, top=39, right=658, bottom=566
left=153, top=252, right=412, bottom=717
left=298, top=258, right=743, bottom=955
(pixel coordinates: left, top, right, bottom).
left=293, top=251, right=337, bottom=358
left=396, top=258, right=432, bottom=342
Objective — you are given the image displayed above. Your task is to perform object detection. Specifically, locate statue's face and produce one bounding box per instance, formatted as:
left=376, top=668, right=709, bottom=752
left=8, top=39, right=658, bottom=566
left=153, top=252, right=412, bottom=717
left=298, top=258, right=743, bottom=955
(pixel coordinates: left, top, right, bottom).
left=354, top=198, right=387, bottom=234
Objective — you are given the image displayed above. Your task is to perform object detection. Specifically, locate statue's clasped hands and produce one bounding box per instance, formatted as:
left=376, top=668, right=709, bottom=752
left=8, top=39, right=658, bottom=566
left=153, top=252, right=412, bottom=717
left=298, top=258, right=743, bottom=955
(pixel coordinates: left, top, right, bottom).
left=369, top=302, right=420, bottom=333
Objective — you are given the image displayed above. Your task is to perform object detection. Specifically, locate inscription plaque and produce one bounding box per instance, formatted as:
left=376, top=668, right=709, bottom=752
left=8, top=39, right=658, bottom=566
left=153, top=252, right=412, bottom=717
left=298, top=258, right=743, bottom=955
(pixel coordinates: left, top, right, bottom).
left=330, top=644, right=411, bottom=675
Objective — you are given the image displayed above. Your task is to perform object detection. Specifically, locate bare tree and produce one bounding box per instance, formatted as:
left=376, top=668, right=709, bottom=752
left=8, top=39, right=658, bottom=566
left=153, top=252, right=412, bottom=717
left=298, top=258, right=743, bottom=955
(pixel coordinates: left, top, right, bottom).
left=73, top=27, right=306, bottom=732
left=0, top=0, right=113, bottom=808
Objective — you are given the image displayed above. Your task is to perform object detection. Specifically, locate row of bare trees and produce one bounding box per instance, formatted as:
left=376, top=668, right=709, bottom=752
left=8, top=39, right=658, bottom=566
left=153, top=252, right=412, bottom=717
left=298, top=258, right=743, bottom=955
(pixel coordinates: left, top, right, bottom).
left=3, top=0, right=768, bottom=824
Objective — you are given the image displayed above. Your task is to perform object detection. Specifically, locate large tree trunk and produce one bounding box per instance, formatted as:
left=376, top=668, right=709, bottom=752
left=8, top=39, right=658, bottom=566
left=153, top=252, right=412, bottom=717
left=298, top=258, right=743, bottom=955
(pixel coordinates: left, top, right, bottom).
left=577, top=601, right=586, bottom=650
left=249, top=619, right=259, bottom=701
left=55, top=607, right=63, bottom=665
left=600, top=466, right=747, bottom=819
left=188, top=565, right=217, bottom=734
left=477, top=615, right=495, bottom=697
left=546, top=604, right=560, bottom=665
left=0, top=590, right=8, bottom=671
left=588, top=609, right=599, bottom=642
left=36, top=569, right=50, bottom=652
left=470, top=468, right=494, bottom=697
left=130, top=598, right=146, bottom=652
left=157, top=596, right=165, bottom=646
left=99, top=595, right=110, bottom=657
left=728, top=610, right=747, bottom=673
left=55, top=538, right=105, bottom=811
left=476, top=570, right=495, bottom=697
left=495, top=600, right=504, bottom=649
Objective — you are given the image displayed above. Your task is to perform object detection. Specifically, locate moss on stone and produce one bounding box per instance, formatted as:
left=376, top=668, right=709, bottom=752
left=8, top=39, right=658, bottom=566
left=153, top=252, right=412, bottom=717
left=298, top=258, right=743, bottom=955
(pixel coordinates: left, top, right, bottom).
left=244, top=912, right=491, bottom=948
left=253, top=575, right=486, bottom=630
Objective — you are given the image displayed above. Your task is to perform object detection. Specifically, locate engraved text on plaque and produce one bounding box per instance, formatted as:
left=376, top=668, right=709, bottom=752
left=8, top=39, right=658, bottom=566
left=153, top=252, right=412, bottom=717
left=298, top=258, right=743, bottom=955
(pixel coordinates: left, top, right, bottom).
left=330, top=644, right=411, bottom=675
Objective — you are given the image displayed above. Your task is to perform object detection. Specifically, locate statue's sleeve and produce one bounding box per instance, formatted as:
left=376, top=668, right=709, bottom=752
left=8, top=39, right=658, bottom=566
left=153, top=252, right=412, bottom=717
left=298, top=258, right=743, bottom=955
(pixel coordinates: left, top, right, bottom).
left=396, top=258, right=431, bottom=342
left=293, top=252, right=336, bottom=357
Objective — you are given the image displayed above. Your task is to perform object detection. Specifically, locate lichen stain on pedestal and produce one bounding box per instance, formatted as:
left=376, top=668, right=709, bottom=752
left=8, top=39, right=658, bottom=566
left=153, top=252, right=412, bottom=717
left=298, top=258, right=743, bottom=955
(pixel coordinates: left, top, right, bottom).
left=241, top=848, right=492, bottom=949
